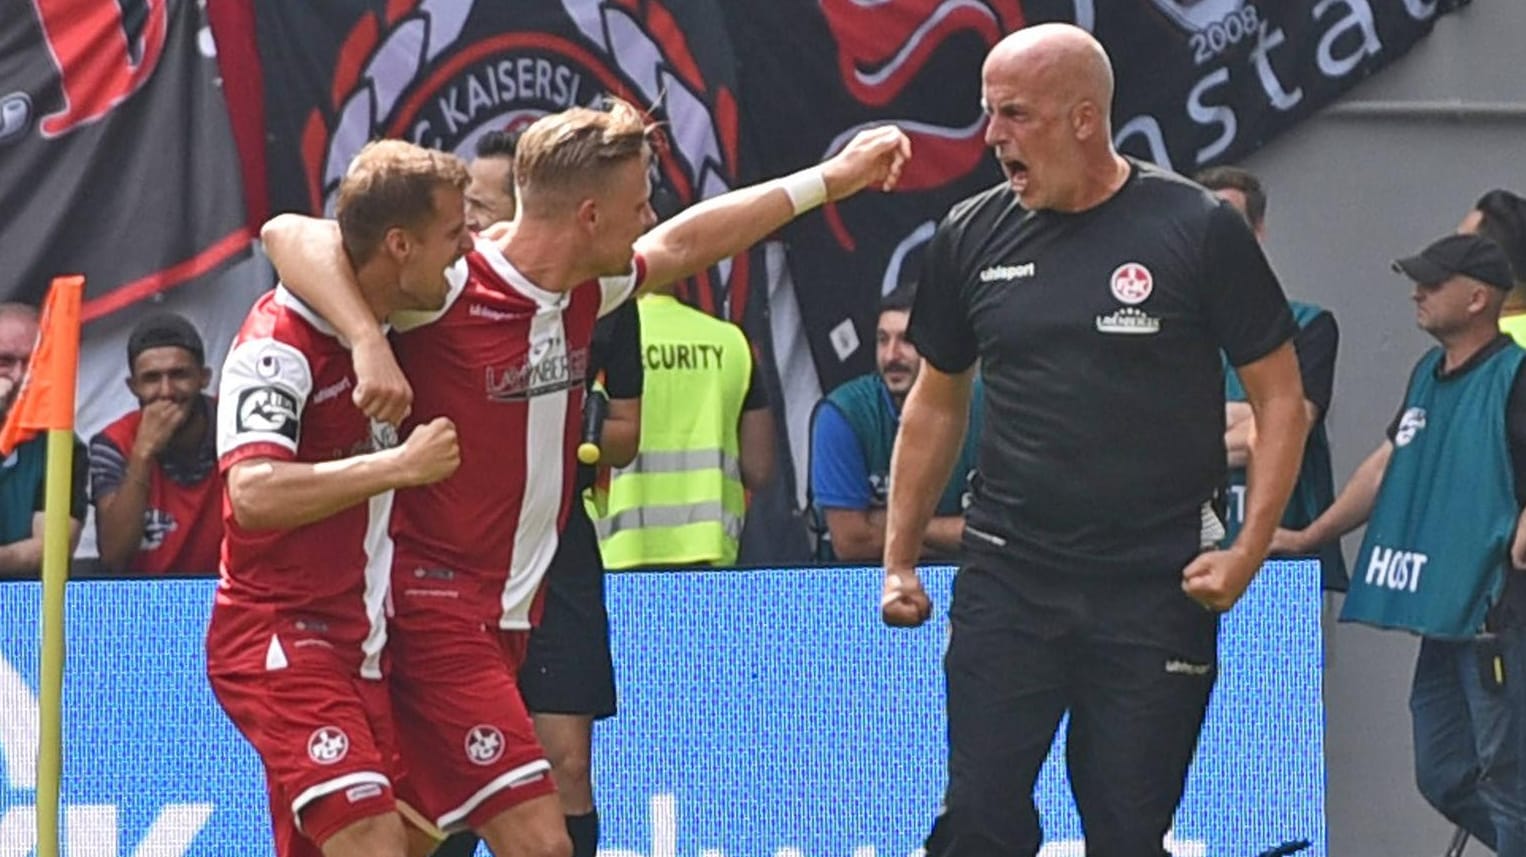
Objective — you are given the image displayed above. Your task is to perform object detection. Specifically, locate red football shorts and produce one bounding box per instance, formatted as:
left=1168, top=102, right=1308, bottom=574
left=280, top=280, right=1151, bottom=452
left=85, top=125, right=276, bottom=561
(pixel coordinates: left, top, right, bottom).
left=208, top=650, right=398, bottom=854
left=388, top=609, right=556, bottom=834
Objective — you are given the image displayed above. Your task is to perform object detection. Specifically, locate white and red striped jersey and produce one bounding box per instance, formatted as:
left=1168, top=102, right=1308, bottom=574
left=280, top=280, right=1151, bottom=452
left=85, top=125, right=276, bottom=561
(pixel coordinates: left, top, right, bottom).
left=211, top=288, right=397, bottom=679
left=390, top=238, right=641, bottom=629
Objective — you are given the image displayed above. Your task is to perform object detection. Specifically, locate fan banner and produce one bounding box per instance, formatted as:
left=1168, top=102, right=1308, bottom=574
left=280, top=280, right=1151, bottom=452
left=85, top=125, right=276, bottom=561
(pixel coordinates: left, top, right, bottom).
left=728, top=0, right=1465, bottom=390
left=253, top=0, right=751, bottom=319
left=0, top=0, right=250, bottom=320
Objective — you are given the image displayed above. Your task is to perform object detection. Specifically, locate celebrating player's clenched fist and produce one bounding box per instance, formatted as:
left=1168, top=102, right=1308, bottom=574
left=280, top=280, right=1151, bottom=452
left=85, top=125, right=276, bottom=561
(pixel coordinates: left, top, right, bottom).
left=822, top=126, right=913, bottom=200
left=398, top=416, right=460, bottom=486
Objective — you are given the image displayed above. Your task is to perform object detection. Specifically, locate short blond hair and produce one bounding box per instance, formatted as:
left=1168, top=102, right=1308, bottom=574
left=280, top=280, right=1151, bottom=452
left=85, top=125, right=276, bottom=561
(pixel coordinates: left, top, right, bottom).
left=514, top=98, right=653, bottom=212
left=337, top=140, right=469, bottom=264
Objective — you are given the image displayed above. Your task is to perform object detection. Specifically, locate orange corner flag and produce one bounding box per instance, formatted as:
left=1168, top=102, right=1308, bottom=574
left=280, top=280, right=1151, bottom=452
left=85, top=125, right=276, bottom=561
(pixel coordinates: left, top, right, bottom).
left=0, top=275, right=83, bottom=457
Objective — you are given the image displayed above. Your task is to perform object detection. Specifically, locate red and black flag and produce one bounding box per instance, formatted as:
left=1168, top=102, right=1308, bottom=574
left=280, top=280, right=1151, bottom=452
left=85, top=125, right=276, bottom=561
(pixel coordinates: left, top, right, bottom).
left=0, top=0, right=252, bottom=321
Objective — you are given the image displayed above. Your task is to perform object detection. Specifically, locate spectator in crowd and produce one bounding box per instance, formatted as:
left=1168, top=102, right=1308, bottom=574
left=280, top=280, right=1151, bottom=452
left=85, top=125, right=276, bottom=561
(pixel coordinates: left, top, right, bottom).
left=465, top=129, right=520, bottom=231
left=594, top=287, right=773, bottom=569
left=1274, top=233, right=1526, bottom=854
left=90, top=313, right=222, bottom=575
left=1197, top=166, right=1346, bottom=590
left=809, top=286, right=982, bottom=562
left=0, top=302, right=87, bottom=577
left=1460, top=188, right=1526, bottom=340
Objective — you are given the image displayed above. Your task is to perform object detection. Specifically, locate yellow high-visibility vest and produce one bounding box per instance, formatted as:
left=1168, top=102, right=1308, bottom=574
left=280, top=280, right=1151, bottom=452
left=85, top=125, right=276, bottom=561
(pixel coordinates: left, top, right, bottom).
left=1502, top=313, right=1526, bottom=347
left=594, top=294, right=752, bottom=568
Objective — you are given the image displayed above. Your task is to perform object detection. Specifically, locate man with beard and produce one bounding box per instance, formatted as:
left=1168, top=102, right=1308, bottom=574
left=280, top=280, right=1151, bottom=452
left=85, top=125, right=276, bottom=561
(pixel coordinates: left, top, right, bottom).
left=90, top=313, right=223, bottom=574
left=0, top=302, right=87, bottom=577
left=809, top=286, right=982, bottom=562
left=464, top=129, right=519, bottom=235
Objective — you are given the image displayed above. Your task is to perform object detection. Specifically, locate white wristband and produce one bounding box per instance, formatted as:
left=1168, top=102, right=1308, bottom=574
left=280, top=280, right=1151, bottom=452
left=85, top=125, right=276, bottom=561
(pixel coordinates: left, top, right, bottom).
left=780, top=168, right=828, bottom=216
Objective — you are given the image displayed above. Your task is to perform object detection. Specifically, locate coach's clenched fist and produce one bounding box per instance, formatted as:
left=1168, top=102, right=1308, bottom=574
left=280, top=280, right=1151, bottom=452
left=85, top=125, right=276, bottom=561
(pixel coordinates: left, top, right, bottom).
left=881, top=569, right=933, bottom=628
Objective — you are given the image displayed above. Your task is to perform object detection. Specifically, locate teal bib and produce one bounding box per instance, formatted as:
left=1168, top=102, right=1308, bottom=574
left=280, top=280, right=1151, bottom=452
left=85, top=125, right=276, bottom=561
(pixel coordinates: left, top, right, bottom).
left=1224, top=301, right=1347, bottom=589
left=1342, top=345, right=1526, bottom=638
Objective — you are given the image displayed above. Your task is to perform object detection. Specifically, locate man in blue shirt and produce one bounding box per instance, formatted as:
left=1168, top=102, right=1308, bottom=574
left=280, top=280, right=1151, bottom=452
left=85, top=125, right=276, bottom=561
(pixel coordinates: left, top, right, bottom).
left=809, top=288, right=982, bottom=562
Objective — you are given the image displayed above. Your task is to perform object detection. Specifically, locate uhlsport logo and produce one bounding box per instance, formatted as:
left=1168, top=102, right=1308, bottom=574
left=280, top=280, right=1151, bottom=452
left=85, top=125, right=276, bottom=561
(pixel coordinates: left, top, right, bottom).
left=304, top=0, right=746, bottom=315
left=980, top=262, right=1036, bottom=283
left=1, top=651, right=212, bottom=853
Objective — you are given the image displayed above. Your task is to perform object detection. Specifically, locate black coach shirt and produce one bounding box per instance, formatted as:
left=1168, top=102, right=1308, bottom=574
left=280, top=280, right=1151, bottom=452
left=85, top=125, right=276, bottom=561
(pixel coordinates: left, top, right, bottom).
left=909, top=160, right=1296, bottom=575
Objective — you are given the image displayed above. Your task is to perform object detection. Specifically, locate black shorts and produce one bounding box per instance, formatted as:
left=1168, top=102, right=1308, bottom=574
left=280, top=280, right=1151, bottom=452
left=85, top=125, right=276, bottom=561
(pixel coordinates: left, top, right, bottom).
left=927, top=542, right=1218, bottom=857
left=518, top=504, right=617, bottom=719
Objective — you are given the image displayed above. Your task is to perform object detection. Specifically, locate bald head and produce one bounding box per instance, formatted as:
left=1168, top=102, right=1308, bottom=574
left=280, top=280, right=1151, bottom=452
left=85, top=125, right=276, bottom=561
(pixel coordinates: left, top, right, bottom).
left=984, top=24, right=1115, bottom=124
left=980, top=24, right=1123, bottom=212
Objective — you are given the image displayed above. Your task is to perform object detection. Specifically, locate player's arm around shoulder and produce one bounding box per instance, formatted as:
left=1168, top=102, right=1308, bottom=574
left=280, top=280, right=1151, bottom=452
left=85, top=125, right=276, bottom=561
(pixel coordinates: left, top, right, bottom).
left=217, top=335, right=458, bottom=532
left=260, top=214, right=413, bottom=425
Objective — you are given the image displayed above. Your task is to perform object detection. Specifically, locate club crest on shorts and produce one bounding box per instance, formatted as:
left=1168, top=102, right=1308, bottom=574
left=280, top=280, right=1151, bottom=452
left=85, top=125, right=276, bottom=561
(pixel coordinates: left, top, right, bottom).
left=307, top=726, right=349, bottom=765
left=464, top=724, right=506, bottom=766
left=1110, top=262, right=1154, bottom=305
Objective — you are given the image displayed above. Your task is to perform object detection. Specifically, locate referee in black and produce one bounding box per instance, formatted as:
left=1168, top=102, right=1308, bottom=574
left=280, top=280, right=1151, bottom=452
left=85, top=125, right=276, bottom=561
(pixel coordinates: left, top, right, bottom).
left=882, top=24, right=1309, bottom=857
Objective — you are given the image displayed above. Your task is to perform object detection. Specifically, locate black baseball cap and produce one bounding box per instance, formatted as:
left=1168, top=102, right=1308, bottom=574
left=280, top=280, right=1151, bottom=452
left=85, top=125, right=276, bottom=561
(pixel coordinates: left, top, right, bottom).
left=127, top=312, right=205, bottom=367
left=1393, top=233, right=1515, bottom=291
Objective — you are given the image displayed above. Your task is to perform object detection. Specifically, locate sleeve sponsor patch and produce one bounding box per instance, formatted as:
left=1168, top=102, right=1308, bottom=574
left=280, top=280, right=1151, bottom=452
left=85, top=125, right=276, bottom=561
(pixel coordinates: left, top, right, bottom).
left=235, top=386, right=300, bottom=441
left=218, top=338, right=312, bottom=458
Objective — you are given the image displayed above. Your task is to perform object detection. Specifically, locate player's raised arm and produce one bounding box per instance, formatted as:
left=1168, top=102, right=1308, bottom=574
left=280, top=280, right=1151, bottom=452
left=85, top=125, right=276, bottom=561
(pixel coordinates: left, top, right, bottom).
left=635, top=126, right=911, bottom=294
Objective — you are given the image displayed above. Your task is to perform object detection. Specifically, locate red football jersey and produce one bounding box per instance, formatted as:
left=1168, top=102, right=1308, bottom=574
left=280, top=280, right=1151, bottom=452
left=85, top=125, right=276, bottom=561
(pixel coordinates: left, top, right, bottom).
left=211, top=289, right=397, bottom=679
left=389, top=239, right=640, bottom=629
left=97, top=408, right=224, bottom=575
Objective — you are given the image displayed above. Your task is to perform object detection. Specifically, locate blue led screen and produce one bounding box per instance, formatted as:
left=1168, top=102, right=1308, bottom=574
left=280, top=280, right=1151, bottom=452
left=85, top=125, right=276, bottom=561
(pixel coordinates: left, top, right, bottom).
left=0, top=560, right=1324, bottom=856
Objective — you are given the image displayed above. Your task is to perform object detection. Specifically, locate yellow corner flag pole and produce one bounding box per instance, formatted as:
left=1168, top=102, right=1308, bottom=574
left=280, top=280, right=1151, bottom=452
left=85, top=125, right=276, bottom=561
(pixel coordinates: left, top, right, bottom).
left=1, top=275, right=84, bottom=857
